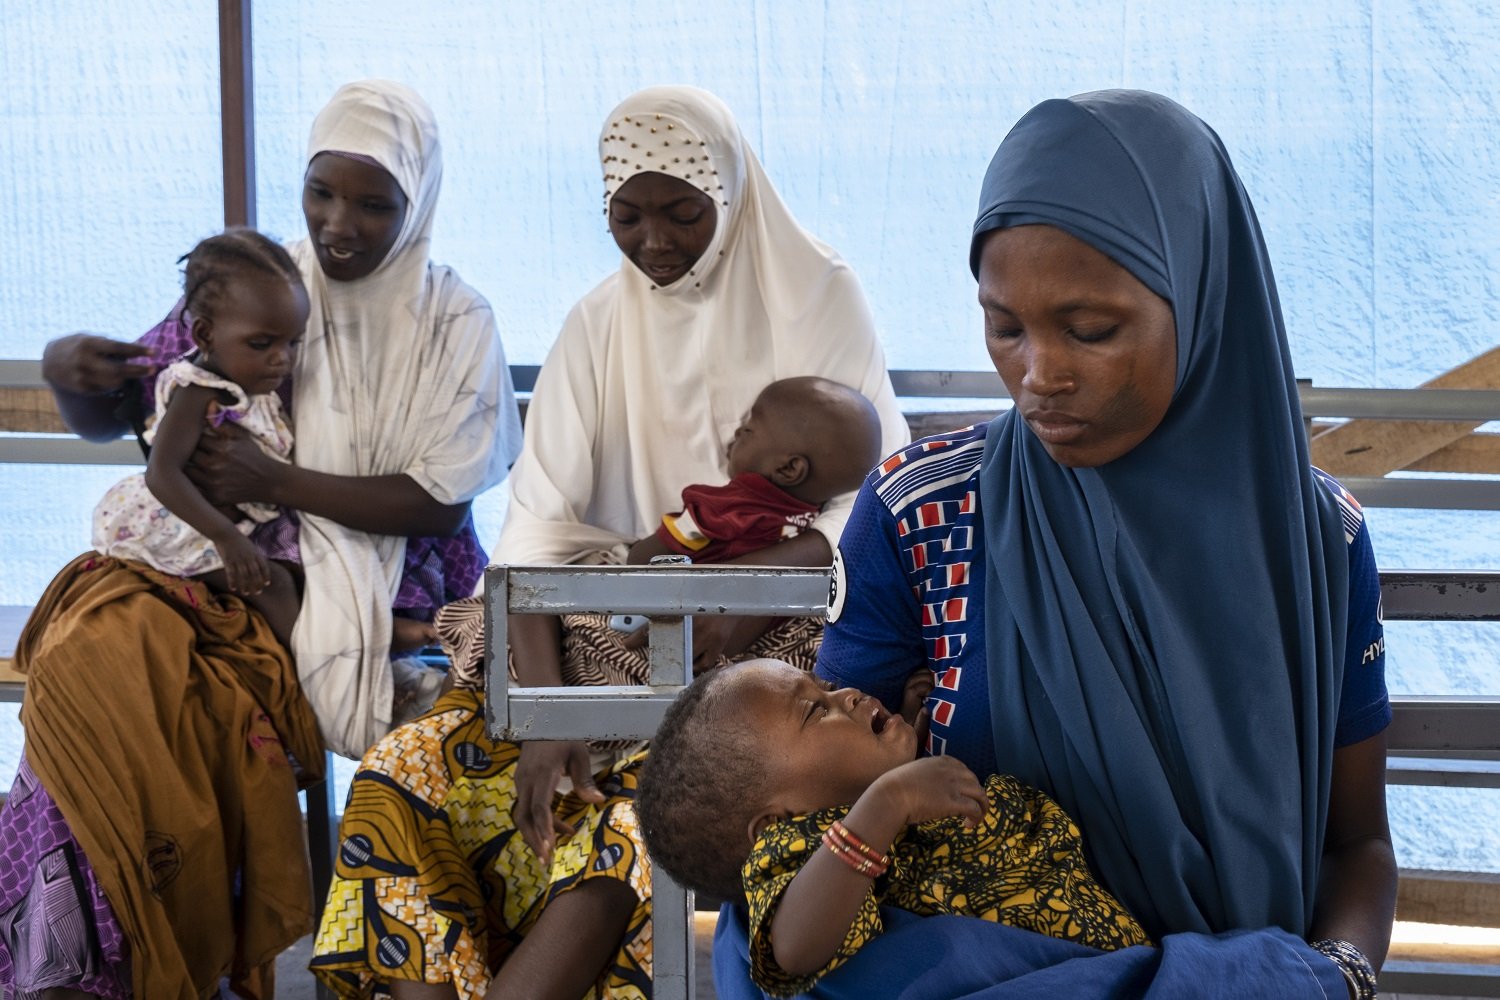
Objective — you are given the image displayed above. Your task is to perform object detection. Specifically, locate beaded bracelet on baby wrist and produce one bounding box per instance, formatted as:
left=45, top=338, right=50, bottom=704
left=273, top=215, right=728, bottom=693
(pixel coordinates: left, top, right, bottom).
left=828, top=820, right=890, bottom=865
left=1310, top=938, right=1378, bottom=999
left=821, top=820, right=891, bottom=878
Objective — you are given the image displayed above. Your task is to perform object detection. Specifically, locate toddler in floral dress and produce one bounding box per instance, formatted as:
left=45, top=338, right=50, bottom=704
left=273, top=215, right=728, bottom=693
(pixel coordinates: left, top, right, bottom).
left=93, top=228, right=309, bottom=645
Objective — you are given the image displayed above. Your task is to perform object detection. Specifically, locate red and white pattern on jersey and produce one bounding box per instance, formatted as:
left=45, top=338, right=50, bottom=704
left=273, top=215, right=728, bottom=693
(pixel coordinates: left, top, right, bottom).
left=1312, top=466, right=1365, bottom=544
left=871, top=426, right=988, bottom=759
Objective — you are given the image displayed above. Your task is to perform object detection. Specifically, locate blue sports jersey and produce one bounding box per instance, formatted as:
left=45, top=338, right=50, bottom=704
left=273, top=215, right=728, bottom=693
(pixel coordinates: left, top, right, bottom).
left=818, top=423, right=1390, bottom=778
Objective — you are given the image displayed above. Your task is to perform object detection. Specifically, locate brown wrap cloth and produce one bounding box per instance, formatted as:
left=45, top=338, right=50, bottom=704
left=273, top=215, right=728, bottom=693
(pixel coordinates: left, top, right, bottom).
left=15, top=554, right=325, bottom=999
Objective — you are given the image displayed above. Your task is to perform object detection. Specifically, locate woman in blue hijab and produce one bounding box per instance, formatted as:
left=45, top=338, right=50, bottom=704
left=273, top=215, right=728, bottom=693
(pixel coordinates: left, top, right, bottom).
left=715, top=90, right=1394, bottom=998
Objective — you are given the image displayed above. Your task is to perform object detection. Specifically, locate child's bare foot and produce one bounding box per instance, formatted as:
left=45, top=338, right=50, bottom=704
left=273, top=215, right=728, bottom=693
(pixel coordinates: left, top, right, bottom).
left=392, top=616, right=439, bottom=653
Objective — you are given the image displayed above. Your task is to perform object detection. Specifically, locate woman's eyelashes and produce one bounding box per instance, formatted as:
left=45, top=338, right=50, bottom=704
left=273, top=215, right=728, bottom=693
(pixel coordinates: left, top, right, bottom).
left=985, top=324, right=1120, bottom=343
left=1070, top=325, right=1119, bottom=344
left=305, top=183, right=397, bottom=214
left=610, top=212, right=701, bottom=228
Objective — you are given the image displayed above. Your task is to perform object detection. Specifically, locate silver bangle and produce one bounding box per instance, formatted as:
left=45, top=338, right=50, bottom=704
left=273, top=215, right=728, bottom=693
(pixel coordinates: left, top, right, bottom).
left=1310, top=938, right=1378, bottom=1000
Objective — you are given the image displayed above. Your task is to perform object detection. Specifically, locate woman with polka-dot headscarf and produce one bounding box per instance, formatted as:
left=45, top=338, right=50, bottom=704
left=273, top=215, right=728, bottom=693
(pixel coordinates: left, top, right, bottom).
left=311, top=86, right=906, bottom=999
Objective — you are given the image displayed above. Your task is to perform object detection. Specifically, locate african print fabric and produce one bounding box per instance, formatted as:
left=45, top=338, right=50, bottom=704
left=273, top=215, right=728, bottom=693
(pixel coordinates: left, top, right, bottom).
left=321, top=604, right=822, bottom=996
left=311, top=688, right=651, bottom=999
left=743, top=773, right=1149, bottom=997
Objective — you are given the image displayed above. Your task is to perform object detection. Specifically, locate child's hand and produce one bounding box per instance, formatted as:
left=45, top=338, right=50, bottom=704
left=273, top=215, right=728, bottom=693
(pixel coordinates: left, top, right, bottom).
left=899, top=668, right=935, bottom=726
left=867, top=756, right=987, bottom=829
left=218, top=534, right=271, bottom=595
left=392, top=616, right=439, bottom=653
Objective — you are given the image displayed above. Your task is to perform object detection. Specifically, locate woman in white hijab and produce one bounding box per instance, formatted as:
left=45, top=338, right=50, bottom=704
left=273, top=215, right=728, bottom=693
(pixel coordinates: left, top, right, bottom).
left=16, top=81, right=522, bottom=997
left=311, top=86, right=907, bottom=1000
left=284, top=80, right=523, bottom=757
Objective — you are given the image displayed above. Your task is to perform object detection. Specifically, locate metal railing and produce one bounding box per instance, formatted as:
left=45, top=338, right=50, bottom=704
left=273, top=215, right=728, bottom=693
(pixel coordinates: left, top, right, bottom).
left=7, top=362, right=1500, bottom=510
left=484, top=563, right=832, bottom=1000
left=6, top=361, right=1500, bottom=994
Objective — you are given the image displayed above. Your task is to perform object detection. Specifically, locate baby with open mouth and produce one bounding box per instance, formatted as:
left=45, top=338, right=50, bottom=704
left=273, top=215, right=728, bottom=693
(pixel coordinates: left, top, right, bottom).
left=636, top=657, right=1150, bottom=997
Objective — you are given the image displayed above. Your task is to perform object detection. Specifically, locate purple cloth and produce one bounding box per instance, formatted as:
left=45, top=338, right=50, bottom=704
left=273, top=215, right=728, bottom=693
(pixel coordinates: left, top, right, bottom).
left=139, top=304, right=488, bottom=617
left=0, top=757, right=129, bottom=999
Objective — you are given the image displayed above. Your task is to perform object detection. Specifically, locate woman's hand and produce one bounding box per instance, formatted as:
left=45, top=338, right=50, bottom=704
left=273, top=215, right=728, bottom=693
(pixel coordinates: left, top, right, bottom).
left=690, top=616, right=738, bottom=673
left=866, top=756, right=987, bottom=829
left=512, top=739, right=606, bottom=868
left=391, top=617, right=439, bottom=653
left=41, top=333, right=155, bottom=395
left=185, top=423, right=283, bottom=508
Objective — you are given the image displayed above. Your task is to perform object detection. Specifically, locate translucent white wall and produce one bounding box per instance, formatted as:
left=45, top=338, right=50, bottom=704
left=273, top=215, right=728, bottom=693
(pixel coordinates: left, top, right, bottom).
left=3, top=1, right=1497, bottom=868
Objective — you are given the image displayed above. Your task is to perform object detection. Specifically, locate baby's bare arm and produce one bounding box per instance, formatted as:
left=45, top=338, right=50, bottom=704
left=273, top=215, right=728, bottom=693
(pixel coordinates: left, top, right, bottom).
left=768, top=757, right=986, bottom=977
left=144, top=384, right=247, bottom=549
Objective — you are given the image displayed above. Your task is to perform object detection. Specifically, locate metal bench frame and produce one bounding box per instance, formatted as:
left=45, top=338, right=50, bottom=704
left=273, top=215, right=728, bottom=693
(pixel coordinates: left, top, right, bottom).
left=6, top=360, right=1500, bottom=995
left=484, top=563, right=831, bottom=1000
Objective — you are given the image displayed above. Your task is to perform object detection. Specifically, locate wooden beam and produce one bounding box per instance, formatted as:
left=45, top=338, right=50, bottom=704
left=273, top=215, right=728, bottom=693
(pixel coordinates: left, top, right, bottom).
left=218, top=0, right=255, bottom=228
left=1397, top=869, right=1500, bottom=929
left=0, top=386, right=68, bottom=434
left=1310, top=348, right=1500, bottom=476
left=1406, top=433, right=1500, bottom=475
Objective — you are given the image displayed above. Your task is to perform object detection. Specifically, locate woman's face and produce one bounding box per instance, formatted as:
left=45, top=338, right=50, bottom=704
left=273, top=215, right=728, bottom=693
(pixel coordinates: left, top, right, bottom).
left=302, top=152, right=409, bottom=282
left=608, top=171, right=717, bottom=287
left=977, top=225, right=1177, bottom=467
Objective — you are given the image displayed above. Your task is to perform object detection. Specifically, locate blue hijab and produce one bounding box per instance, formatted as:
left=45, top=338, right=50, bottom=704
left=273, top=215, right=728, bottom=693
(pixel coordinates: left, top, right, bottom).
left=975, top=91, right=1349, bottom=939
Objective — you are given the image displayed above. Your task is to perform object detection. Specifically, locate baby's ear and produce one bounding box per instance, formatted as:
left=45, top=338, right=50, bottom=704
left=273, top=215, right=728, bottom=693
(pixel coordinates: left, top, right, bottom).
left=748, top=806, right=791, bottom=846
left=771, top=453, right=810, bottom=488
left=189, top=315, right=214, bottom=354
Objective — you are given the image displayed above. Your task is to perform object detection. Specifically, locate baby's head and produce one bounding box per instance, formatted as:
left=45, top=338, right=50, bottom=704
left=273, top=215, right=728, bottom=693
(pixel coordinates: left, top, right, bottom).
left=637, top=658, right=915, bottom=901
left=725, top=377, right=882, bottom=506
left=181, top=228, right=309, bottom=396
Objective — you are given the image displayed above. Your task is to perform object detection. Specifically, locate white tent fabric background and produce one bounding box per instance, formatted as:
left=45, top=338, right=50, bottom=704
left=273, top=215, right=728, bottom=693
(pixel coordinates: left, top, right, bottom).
left=2, top=0, right=1497, bottom=871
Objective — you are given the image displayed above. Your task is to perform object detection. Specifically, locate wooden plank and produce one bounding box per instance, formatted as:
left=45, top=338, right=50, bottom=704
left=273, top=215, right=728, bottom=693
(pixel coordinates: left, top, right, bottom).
left=1406, top=433, right=1500, bottom=474
left=1310, top=347, right=1500, bottom=476
left=1398, top=869, right=1500, bottom=929
left=0, top=386, right=69, bottom=434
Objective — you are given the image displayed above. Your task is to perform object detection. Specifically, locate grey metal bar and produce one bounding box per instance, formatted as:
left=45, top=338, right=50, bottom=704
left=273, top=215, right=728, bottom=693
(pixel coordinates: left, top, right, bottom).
left=1337, top=476, right=1500, bottom=511
left=9, top=362, right=1500, bottom=419
left=1387, top=756, right=1500, bottom=788
left=483, top=564, right=831, bottom=1000
left=496, top=564, right=830, bottom=617
left=1381, top=960, right=1500, bottom=997
left=485, top=565, right=829, bottom=741
left=649, top=616, right=692, bottom=688
left=882, top=371, right=1500, bottom=422
left=483, top=565, right=511, bottom=741
left=654, top=869, right=695, bottom=999
left=1299, top=385, right=1500, bottom=421
left=498, top=686, right=681, bottom=742
left=0, top=438, right=144, bottom=466
left=1388, top=697, right=1500, bottom=758
left=1380, top=758, right=1500, bottom=791
left=1381, top=571, right=1500, bottom=620
left=0, top=360, right=43, bottom=387
left=890, top=369, right=1008, bottom=398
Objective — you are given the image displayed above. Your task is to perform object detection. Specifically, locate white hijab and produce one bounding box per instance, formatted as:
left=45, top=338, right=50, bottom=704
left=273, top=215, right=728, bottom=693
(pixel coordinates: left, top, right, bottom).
left=288, top=80, right=522, bottom=757
left=497, top=86, right=906, bottom=566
